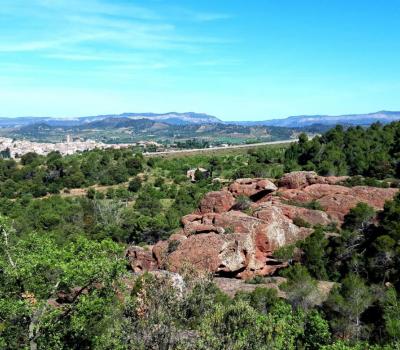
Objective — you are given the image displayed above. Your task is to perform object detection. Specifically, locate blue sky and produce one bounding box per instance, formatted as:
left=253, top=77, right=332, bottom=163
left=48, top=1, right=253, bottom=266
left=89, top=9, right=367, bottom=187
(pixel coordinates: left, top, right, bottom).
left=1, top=0, right=399, bottom=120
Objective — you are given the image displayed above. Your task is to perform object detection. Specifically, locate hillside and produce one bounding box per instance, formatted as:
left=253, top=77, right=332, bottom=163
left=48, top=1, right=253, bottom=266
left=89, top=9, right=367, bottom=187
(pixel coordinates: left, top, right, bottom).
left=1, top=110, right=400, bottom=147
left=0, top=112, right=221, bottom=128
left=235, top=110, right=400, bottom=127
left=2, top=118, right=302, bottom=145
left=1, top=122, right=400, bottom=349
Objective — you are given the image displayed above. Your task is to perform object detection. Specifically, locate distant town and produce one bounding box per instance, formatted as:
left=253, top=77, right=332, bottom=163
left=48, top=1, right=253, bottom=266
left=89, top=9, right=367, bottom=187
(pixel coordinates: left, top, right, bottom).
left=0, top=135, right=163, bottom=158
left=0, top=135, right=296, bottom=159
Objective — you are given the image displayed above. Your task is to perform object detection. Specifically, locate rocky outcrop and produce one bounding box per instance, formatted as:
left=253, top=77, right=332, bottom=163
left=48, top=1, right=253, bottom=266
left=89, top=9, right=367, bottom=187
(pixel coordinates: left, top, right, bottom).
left=126, top=174, right=398, bottom=280
left=198, top=190, right=235, bottom=214
left=267, top=200, right=331, bottom=226
left=276, top=183, right=398, bottom=222
left=126, top=246, right=158, bottom=273
left=228, top=178, right=277, bottom=200
left=279, top=171, right=348, bottom=189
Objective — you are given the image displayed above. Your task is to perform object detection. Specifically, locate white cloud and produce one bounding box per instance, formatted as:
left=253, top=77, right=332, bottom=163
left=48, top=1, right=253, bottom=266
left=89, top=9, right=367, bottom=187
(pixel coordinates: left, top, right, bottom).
left=0, top=0, right=232, bottom=57
left=0, top=0, right=236, bottom=116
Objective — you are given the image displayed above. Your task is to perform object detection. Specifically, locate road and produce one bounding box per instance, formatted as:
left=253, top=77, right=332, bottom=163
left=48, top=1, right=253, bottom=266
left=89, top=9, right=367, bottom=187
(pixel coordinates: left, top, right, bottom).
left=144, top=139, right=297, bottom=157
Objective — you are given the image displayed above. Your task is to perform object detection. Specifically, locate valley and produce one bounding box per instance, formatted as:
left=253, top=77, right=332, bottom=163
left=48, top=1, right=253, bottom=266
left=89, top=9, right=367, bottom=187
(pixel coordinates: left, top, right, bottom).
left=1, top=110, right=399, bottom=147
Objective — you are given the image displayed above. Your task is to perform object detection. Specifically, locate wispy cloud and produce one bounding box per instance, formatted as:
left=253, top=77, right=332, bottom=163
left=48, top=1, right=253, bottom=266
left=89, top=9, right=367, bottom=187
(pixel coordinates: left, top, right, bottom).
left=0, top=0, right=235, bottom=93
left=36, top=0, right=161, bottom=20
left=0, top=0, right=232, bottom=57
left=193, top=13, right=232, bottom=22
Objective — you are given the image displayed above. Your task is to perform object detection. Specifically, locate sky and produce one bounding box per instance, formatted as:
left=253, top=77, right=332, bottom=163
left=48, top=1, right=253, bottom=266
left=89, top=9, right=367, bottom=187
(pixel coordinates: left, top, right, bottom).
left=0, top=0, right=400, bottom=121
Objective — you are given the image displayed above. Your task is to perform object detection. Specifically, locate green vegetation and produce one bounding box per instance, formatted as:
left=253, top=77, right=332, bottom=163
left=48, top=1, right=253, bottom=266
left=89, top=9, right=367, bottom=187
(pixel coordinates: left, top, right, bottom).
left=0, top=145, right=289, bottom=247
left=1, top=122, right=400, bottom=349
left=284, top=122, right=400, bottom=180
left=0, top=148, right=143, bottom=198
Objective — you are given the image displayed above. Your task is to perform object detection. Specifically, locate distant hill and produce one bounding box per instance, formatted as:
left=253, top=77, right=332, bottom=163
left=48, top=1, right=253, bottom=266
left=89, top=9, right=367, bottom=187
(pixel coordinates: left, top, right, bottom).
left=2, top=117, right=301, bottom=144
left=82, top=118, right=159, bottom=130
left=0, top=112, right=221, bottom=128
left=102, top=112, right=220, bottom=125
left=1, top=111, right=399, bottom=129
left=1, top=110, right=400, bottom=145
left=233, top=111, right=400, bottom=127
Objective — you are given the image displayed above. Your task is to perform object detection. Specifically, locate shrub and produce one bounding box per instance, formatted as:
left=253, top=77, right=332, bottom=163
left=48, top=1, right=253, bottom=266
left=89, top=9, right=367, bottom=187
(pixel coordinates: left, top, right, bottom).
left=167, top=239, right=181, bottom=254
left=293, top=216, right=311, bottom=228
left=128, top=177, right=142, bottom=193
left=247, top=275, right=264, bottom=285
left=233, top=195, right=251, bottom=211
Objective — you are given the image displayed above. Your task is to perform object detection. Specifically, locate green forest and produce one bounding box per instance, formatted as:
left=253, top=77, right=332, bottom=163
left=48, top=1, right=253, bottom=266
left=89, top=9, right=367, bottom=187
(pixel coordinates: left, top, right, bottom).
left=284, top=122, right=400, bottom=181
left=1, top=122, right=400, bottom=349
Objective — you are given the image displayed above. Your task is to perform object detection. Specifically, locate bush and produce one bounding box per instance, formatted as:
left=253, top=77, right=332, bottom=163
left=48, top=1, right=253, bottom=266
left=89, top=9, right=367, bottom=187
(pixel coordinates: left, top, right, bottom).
left=247, top=275, right=264, bottom=285
left=167, top=239, right=180, bottom=253
left=293, top=216, right=311, bottom=228
left=128, top=177, right=142, bottom=192
left=233, top=195, right=251, bottom=211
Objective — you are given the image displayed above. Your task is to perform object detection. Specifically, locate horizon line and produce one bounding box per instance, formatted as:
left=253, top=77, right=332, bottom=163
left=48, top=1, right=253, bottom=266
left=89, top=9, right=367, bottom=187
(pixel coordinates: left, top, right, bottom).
left=0, top=109, right=399, bottom=122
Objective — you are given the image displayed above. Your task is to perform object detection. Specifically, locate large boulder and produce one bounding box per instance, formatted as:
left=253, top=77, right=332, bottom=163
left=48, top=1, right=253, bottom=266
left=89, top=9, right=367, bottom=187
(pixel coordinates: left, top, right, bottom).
left=181, top=213, right=225, bottom=236
left=126, top=246, right=158, bottom=273
left=198, top=190, right=235, bottom=214
left=154, top=233, right=236, bottom=274
left=228, top=178, right=277, bottom=200
left=279, top=171, right=347, bottom=189
left=256, top=197, right=332, bottom=226
left=272, top=201, right=331, bottom=226
left=277, top=184, right=398, bottom=222
left=251, top=204, right=312, bottom=250
left=153, top=208, right=311, bottom=279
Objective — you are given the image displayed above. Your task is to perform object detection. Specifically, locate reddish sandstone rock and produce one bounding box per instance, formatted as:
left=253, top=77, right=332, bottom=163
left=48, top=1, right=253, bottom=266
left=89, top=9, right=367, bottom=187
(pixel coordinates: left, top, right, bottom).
left=278, top=204, right=331, bottom=226
left=155, top=207, right=313, bottom=278
left=279, top=171, right=347, bottom=189
left=198, top=190, right=235, bottom=214
left=277, top=184, right=398, bottom=222
left=126, top=246, right=158, bottom=273
left=125, top=173, right=398, bottom=280
left=228, top=178, right=277, bottom=199
left=278, top=171, right=319, bottom=189
left=181, top=213, right=225, bottom=236
left=152, top=240, right=169, bottom=267
left=257, top=198, right=332, bottom=226
left=163, top=233, right=231, bottom=273
left=317, top=186, right=398, bottom=221
left=251, top=204, right=312, bottom=250
left=213, top=211, right=265, bottom=234
left=168, top=233, right=187, bottom=243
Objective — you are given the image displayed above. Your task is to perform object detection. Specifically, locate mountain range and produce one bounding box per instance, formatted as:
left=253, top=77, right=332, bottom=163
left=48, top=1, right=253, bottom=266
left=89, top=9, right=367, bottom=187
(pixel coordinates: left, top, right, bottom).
left=232, top=111, right=400, bottom=127
left=0, top=112, right=220, bottom=128
left=0, top=110, right=399, bottom=129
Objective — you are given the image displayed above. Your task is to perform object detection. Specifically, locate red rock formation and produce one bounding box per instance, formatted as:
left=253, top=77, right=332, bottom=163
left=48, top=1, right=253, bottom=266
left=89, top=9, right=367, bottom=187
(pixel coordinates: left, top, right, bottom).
left=145, top=204, right=312, bottom=279
left=228, top=178, right=277, bottom=199
left=277, top=183, right=398, bottom=222
left=279, top=171, right=348, bottom=189
left=126, top=246, right=158, bottom=273
left=126, top=173, right=399, bottom=280
left=270, top=201, right=331, bottom=226
left=198, top=190, right=235, bottom=214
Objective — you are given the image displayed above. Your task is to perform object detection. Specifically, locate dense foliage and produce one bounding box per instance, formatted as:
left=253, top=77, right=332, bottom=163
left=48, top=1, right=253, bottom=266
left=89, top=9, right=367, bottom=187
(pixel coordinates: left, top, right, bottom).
left=285, top=122, right=400, bottom=181
left=0, top=146, right=288, bottom=246
left=0, top=148, right=143, bottom=198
